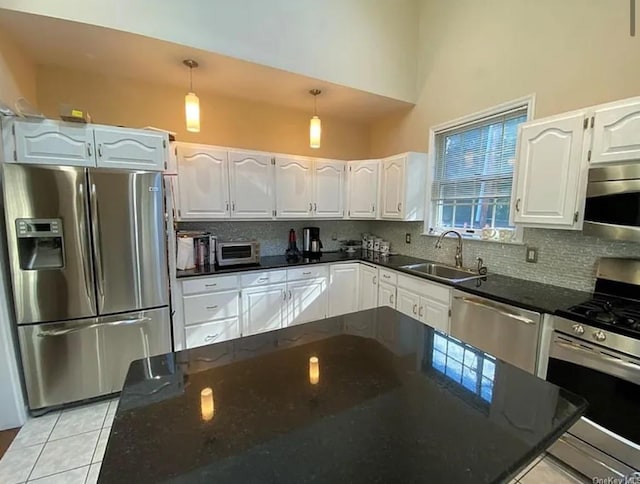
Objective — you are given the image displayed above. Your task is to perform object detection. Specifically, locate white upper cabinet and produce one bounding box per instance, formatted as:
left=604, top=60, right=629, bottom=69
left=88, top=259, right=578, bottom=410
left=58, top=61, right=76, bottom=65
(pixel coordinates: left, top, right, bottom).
left=380, top=155, right=405, bottom=219
left=229, top=150, right=275, bottom=219
left=512, top=112, right=589, bottom=229
left=328, top=263, right=359, bottom=317
left=176, top=144, right=230, bottom=220
left=313, top=160, right=345, bottom=218
left=591, top=97, right=640, bottom=165
left=5, top=119, right=94, bottom=167
left=379, top=152, right=427, bottom=221
left=94, top=126, right=167, bottom=171
left=348, top=159, right=379, bottom=219
left=275, top=156, right=313, bottom=218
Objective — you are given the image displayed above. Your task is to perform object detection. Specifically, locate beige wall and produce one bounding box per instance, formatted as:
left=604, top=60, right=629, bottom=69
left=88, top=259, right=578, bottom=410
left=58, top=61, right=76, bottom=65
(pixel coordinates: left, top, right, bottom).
left=370, top=0, right=640, bottom=156
left=0, top=28, right=36, bottom=111
left=35, top=65, right=370, bottom=159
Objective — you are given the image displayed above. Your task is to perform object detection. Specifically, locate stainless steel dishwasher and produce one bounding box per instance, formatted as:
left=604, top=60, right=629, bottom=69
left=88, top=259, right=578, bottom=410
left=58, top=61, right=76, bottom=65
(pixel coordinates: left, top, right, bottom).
left=450, top=290, right=542, bottom=373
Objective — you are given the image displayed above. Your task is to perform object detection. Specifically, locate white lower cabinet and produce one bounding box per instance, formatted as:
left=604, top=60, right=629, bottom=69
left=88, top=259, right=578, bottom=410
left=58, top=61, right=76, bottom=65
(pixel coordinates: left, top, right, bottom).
left=378, top=281, right=396, bottom=309
left=242, top=283, right=288, bottom=336
left=288, top=278, right=328, bottom=326
left=185, top=317, right=240, bottom=349
left=358, top=263, right=378, bottom=310
left=397, top=287, right=420, bottom=319
left=183, top=290, right=240, bottom=325
left=396, top=274, right=451, bottom=334
left=328, top=263, right=359, bottom=317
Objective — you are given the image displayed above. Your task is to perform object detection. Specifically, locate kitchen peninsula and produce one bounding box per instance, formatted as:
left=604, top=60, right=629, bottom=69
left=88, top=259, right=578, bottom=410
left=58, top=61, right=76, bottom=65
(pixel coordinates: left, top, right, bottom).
left=98, top=307, right=586, bottom=484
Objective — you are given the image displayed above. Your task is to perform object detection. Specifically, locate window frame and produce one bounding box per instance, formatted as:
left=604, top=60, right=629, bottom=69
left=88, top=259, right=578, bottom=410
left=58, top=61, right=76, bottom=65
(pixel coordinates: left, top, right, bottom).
left=423, top=95, right=536, bottom=243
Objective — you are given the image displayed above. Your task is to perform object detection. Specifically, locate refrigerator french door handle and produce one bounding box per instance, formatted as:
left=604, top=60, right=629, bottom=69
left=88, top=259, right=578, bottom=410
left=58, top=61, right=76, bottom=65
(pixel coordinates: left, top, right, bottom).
left=90, top=182, right=106, bottom=308
left=36, top=317, right=151, bottom=337
left=77, top=183, right=93, bottom=302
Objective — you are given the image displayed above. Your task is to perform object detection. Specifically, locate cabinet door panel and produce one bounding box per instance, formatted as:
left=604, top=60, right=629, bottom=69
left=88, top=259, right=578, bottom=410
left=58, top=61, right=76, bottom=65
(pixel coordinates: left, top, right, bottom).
left=348, top=160, right=379, bottom=219
left=229, top=151, right=274, bottom=218
left=380, top=156, right=405, bottom=219
left=275, top=157, right=313, bottom=218
left=94, top=127, right=166, bottom=170
left=242, top=284, right=287, bottom=336
left=358, top=264, right=378, bottom=310
left=12, top=120, right=94, bottom=166
left=592, top=100, right=640, bottom=164
left=421, top=297, right=450, bottom=333
left=328, top=263, right=359, bottom=317
left=378, top=282, right=396, bottom=309
left=314, top=160, right=345, bottom=218
left=396, top=288, right=420, bottom=320
left=176, top=145, right=230, bottom=219
left=513, top=114, right=586, bottom=227
left=288, top=278, right=327, bottom=326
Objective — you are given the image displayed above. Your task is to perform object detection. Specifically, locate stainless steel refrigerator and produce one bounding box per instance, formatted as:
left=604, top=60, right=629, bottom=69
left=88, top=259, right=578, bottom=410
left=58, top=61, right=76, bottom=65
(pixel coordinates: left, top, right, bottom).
left=2, top=163, right=171, bottom=411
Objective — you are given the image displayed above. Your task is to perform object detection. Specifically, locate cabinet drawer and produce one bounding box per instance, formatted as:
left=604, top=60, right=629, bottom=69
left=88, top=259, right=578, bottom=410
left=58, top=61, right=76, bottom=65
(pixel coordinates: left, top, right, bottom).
left=397, top=274, right=450, bottom=303
left=378, top=268, right=397, bottom=285
left=241, top=270, right=287, bottom=287
left=287, top=266, right=328, bottom=281
left=182, top=275, right=239, bottom=295
left=183, top=291, right=239, bottom=325
left=185, top=317, right=240, bottom=349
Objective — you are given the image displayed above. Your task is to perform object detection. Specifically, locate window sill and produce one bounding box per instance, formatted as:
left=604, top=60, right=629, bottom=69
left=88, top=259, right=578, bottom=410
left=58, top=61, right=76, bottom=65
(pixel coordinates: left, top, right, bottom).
left=420, top=231, right=525, bottom=246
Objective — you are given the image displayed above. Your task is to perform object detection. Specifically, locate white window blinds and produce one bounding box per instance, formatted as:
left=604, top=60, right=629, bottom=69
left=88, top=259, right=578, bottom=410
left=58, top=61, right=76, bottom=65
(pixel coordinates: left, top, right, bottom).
left=431, top=107, right=527, bottom=233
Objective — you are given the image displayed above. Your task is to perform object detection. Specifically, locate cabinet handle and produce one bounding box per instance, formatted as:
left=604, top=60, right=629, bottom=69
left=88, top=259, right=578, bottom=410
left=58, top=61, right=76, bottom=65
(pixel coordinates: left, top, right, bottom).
left=371, top=203, right=375, bottom=213
left=383, top=274, right=390, bottom=279
left=309, top=202, right=313, bottom=211
left=515, top=198, right=521, bottom=212
left=419, top=306, right=424, bottom=317
left=204, top=333, right=220, bottom=342
left=87, top=143, right=93, bottom=157
left=206, top=305, right=219, bottom=310
left=289, top=290, right=292, bottom=299
left=302, top=271, right=312, bottom=275
left=390, top=294, right=394, bottom=305
left=283, top=290, right=287, bottom=300
left=97, top=144, right=103, bottom=157
left=412, top=304, right=417, bottom=315
left=232, top=202, right=236, bottom=211
left=313, top=203, right=317, bottom=211
left=205, top=283, right=217, bottom=287
left=373, top=276, right=377, bottom=285
left=226, top=202, right=229, bottom=211
left=397, top=202, right=402, bottom=212
left=257, top=277, right=268, bottom=282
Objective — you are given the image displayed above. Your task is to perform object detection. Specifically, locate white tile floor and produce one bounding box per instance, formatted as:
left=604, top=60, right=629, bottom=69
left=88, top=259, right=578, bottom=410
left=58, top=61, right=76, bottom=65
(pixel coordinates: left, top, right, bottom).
left=0, top=398, right=118, bottom=484
left=0, top=396, right=589, bottom=484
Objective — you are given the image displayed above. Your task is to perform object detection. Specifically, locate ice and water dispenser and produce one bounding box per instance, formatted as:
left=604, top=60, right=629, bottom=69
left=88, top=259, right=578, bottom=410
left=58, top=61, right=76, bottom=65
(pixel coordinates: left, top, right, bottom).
left=15, top=218, right=65, bottom=270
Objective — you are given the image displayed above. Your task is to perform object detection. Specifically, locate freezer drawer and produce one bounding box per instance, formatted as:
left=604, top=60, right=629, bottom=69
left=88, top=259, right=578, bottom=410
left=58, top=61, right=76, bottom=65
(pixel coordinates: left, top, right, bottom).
left=450, top=290, right=541, bottom=373
left=18, top=307, right=171, bottom=410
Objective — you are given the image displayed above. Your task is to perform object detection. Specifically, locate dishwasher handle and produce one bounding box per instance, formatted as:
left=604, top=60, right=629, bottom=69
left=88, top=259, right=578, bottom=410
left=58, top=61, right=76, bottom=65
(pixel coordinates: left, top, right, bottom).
left=453, top=295, right=537, bottom=325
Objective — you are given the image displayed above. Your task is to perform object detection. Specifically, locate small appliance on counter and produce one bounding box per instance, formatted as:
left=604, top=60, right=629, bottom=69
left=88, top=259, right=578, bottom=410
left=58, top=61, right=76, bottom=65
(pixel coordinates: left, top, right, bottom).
left=216, top=240, right=260, bottom=267
left=339, top=239, right=362, bottom=254
left=176, top=231, right=216, bottom=270
left=302, top=227, right=323, bottom=257
left=285, top=228, right=301, bottom=261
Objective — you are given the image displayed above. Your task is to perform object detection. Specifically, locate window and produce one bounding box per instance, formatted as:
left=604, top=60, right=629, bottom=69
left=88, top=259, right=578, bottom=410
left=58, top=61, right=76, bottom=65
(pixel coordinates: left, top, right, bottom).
left=427, top=97, right=533, bottom=241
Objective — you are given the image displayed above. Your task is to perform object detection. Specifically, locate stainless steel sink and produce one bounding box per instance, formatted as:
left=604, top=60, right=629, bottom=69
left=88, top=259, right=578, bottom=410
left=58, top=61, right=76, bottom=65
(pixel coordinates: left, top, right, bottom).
left=399, top=263, right=486, bottom=283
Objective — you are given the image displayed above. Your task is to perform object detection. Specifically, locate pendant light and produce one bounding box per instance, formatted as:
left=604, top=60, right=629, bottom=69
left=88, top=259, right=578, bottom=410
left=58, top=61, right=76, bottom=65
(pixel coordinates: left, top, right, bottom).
left=309, top=89, right=322, bottom=149
left=183, top=59, right=200, bottom=133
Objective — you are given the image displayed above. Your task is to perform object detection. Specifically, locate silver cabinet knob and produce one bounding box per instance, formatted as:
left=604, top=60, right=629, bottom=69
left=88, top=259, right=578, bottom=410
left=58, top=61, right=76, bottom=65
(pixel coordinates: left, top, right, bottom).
left=571, top=324, right=585, bottom=335
left=593, top=330, right=606, bottom=342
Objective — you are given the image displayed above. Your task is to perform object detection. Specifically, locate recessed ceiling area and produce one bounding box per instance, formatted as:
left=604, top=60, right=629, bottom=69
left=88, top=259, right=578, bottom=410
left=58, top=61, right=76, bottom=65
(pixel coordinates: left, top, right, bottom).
left=0, top=9, right=414, bottom=122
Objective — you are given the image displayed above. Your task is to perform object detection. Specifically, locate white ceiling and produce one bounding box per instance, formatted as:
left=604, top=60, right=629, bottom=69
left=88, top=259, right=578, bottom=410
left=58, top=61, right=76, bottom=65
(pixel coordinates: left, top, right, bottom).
left=0, top=9, right=414, bottom=122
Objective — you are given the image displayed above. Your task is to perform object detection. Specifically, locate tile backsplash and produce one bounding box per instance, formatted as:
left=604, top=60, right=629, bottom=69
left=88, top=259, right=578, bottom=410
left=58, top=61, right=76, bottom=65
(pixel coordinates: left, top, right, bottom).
left=369, top=221, right=640, bottom=292
left=177, top=219, right=640, bottom=292
left=177, top=220, right=370, bottom=256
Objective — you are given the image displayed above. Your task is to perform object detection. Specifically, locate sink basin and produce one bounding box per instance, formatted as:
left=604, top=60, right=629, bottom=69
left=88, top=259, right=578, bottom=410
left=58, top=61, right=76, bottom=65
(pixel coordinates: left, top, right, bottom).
left=400, top=263, right=485, bottom=283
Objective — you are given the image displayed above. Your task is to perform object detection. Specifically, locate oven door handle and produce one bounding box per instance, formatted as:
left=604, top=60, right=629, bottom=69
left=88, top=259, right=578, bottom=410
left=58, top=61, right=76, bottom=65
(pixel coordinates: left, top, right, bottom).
left=553, top=339, right=640, bottom=386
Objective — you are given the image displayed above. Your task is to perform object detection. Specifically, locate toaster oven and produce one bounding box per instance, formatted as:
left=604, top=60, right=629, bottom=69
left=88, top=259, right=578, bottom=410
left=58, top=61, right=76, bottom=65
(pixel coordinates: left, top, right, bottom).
left=216, top=240, right=260, bottom=266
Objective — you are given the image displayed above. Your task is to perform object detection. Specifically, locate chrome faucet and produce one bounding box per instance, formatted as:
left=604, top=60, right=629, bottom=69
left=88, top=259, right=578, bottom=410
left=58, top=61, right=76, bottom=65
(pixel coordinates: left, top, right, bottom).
left=435, top=230, right=463, bottom=268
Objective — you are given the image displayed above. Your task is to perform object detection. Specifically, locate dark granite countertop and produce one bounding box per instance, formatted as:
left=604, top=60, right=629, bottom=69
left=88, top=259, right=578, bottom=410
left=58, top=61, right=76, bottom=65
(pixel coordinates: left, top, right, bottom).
left=177, top=251, right=591, bottom=314
left=100, top=307, right=586, bottom=484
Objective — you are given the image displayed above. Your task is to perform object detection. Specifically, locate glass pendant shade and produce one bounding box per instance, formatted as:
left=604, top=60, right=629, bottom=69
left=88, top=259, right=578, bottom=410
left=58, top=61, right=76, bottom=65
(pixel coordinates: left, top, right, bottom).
left=309, top=115, right=321, bottom=149
left=185, top=91, right=200, bottom=133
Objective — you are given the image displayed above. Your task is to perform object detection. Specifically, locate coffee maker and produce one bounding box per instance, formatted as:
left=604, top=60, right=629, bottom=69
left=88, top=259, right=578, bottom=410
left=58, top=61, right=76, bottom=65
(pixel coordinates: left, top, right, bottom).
left=302, top=227, right=323, bottom=257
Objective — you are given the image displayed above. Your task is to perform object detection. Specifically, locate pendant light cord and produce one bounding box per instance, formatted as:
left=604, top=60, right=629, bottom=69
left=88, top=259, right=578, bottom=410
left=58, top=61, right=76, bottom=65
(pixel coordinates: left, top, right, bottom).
left=314, top=94, right=317, bottom=116
left=189, top=66, right=193, bottom=92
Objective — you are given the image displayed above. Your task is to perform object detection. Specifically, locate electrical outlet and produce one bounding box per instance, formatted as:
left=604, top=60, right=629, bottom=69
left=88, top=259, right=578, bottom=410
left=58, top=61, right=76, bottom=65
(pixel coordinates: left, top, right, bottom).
left=526, top=247, right=538, bottom=263
left=405, top=233, right=411, bottom=244
left=331, top=232, right=338, bottom=241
